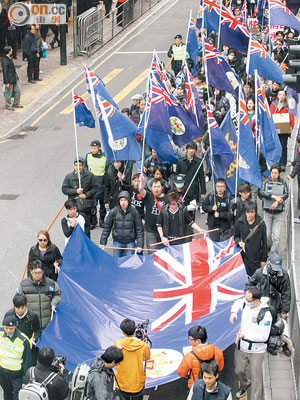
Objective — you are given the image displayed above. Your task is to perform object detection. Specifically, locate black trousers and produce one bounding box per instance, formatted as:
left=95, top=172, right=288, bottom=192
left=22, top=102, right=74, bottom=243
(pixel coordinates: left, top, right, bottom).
left=0, top=373, right=22, bottom=400
left=103, top=0, right=112, bottom=15
left=41, top=24, right=59, bottom=43
left=27, top=52, right=39, bottom=81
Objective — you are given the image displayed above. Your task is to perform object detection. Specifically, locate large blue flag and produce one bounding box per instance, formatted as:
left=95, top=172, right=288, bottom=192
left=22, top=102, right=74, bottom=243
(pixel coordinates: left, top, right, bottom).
left=186, top=14, right=199, bottom=74
left=202, top=0, right=221, bottom=32
left=247, top=36, right=284, bottom=84
left=97, top=95, right=141, bottom=161
left=270, top=0, right=300, bottom=32
left=38, top=226, right=247, bottom=387
left=220, top=7, right=250, bottom=55
left=204, top=38, right=241, bottom=98
left=73, top=92, right=95, bottom=128
left=238, top=89, right=262, bottom=188
left=206, top=104, right=234, bottom=179
left=256, top=77, right=282, bottom=163
left=85, top=66, right=118, bottom=109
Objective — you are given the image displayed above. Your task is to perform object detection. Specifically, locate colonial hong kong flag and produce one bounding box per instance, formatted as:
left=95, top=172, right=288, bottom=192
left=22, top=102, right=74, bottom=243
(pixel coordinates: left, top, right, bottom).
left=204, top=38, right=241, bottom=98
left=73, top=92, right=95, bottom=128
left=185, top=67, right=205, bottom=131
left=186, top=13, right=199, bottom=74
left=246, top=36, right=284, bottom=84
left=220, top=6, right=250, bottom=54
left=85, top=65, right=118, bottom=109
left=270, top=0, right=300, bottom=32
left=39, top=226, right=247, bottom=387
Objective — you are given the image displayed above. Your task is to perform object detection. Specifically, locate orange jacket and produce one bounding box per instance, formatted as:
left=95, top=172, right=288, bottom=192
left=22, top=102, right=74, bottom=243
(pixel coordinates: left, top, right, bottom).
left=177, top=344, right=224, bottom=388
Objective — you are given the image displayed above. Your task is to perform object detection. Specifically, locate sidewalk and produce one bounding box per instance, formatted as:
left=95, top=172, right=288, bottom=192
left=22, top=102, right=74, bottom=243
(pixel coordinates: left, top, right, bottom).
left=0, top=0, right=168, bottom=139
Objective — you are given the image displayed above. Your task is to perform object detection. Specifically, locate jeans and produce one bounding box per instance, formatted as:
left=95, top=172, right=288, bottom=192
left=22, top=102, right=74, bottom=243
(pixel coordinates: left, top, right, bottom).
left=264, top=211, right=285, bottom=254
left=0, top=373, right=22, bottom=400
left=117, top=388, right=144, bottom=400
left=113, top=240, right=135, bottom=257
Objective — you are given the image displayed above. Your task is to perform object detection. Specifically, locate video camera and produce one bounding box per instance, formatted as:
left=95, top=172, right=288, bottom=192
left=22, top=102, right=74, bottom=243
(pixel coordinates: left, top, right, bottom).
left=135, top=319, right=149, bottom=340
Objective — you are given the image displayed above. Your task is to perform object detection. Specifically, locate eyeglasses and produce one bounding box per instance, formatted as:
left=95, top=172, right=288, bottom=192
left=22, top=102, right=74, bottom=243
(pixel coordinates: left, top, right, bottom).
left=38, top=239, right=48, bottom=242
left=188, top=337, right=196, bottom=342
left=32, top=271, right=43, bottom=276
left=168, top=202, right=177, bottom=206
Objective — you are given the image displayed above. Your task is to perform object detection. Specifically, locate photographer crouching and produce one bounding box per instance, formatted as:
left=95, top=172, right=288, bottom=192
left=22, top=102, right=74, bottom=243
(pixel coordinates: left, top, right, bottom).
left=23, top=347, right=69, bottom=400
left=114, top=318, right=151, bottom=400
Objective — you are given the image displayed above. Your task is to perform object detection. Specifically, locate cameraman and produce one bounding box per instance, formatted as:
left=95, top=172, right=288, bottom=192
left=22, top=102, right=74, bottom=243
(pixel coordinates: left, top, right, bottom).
left=114, top=318, right=150, bottom=400
left=23, top=347, right=69, bottom=400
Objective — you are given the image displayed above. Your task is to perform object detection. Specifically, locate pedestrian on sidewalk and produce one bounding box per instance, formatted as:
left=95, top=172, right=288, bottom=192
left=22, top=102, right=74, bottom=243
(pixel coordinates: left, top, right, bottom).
left=1, top=46, right=23, bottom=111
left=23, top=25, right=40, bottom=83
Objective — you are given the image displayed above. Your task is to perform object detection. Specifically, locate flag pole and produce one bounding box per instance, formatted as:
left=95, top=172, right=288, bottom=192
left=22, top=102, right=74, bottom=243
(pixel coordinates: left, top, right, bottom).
left=184, top=60, right=200, bottom=128
left=139, top=64, right=152, bottom=174
left=268, top=0, right=271, bottom=53
left=234, top=86, right=241, bottom=203
left=254, top=69, right=259, bottom=155
left=72, top=89, right=81, bottom=189
left=183, top=10, right=193, bottom=70
left=182, top=149, right=208, bottom=201
left=217, top=0, right=222, bottom=50
left=202, top=33, right=216, bottom=203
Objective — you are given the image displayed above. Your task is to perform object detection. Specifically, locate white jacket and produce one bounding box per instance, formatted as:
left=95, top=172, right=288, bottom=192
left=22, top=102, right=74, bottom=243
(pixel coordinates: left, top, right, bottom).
left=231, top=297, right=272, bottom=353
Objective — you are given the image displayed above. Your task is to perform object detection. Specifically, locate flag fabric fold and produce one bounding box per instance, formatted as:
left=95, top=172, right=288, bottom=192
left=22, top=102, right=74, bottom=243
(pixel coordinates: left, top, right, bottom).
left=186, top=14, right=199, bottom=74
left=220, top=6, right=250, bottom=54
left=85, top=65, right=118, bottom=109
left=73, top=92, right=95, bottom=128
left=270, top=0, right=300, bottom=32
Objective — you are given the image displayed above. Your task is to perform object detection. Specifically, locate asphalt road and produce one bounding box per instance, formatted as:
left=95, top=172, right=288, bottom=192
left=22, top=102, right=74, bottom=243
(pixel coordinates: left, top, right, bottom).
left=0, top=0, right=240, bottom=398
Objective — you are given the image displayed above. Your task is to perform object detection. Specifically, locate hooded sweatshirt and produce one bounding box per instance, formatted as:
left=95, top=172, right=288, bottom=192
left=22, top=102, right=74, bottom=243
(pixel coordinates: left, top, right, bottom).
left=87, top=356, right=114, bottom=400
left=114, top=337, right=150, bottom=393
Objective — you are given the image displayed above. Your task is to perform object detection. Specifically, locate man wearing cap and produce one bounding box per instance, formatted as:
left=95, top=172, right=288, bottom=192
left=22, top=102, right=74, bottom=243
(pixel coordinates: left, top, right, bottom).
left=246, top=253, right=291, bottom=320
left=85, top=140, right=107, bottom=228
left=167, top=34, right=187, bottom=77
left=169, top=174, right=198, bottom=220
left=62, top=157, right=98, bottom=224
left=130, top=94, right=143, bottom=125
left=0, top=316, right=32, bottom=399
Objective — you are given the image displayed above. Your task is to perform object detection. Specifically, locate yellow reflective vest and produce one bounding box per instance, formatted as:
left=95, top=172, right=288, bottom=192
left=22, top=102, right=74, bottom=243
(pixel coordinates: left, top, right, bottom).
left=86, top=153, right=107, bottom=177
left=0, top=328, right=31, bottom=373
left=171, top=43, right=186, bottom=61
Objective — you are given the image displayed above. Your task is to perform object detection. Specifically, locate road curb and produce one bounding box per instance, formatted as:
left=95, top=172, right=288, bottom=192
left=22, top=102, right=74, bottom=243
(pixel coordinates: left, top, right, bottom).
left=0, top=0, right=174, bottom=140
left=263, top=353, right=272, bottom=400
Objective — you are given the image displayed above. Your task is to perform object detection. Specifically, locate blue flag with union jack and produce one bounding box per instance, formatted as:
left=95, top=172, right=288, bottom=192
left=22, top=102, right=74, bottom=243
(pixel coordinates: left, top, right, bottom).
left=185, top=67, right=205, bottom=131
left=39, top=226, right=247, bottom=387
left=220, top=6, right=250, bottom=54
left=204, top=38, right=242, bottom=98
left=186, top=14, right=199, bottom=74
left=85, top=66, right=118, bottom=109
left=256, top=76, right=282, bottom=163
left=247, top=36, right=284, bottom=84
left=238, top=88, right=262, bottom=188
left=206, top=103, right=234, bottom=179
left=97, top=94, right=140, bottom=161
left=270, top=0, right=300, bottom=31
left=203, top=0, right=221, bottom=32
left=73, top=92, right=95, bottom=128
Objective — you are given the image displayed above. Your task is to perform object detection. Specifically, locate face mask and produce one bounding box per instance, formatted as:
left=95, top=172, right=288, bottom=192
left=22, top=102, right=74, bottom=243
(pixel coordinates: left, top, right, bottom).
left=176, top=183, right=184, bottom=189
left=245, top=300, right=252, bottom=308
left=228, top=55, right=234, bottom=61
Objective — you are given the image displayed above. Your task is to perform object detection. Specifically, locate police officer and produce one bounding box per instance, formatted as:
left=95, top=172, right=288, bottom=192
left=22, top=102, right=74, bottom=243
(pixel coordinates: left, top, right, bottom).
left=0, top=316, right=32, bottom=400
left=167, top=34, right=187, bottom=77
left=85, top=140, right=107, bottom=228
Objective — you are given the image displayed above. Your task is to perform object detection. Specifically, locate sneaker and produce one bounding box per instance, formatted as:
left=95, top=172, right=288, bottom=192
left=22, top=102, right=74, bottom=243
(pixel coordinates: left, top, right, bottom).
left=205, top=176, right=209, bottom=183
left=236, top=383, right=251, bottom=398
left=199, top=206, right=205, bottom=214
left=33, top=78, right=43, bottom=81
left=40, top=70, right=43, bottom=74
left=6, top=106, right=14, bottom=111
left=28, top=80, right=36, bottom=84
left=13, top=104, right=24, bottom=108
left=294, top=218, right=300, bottom=224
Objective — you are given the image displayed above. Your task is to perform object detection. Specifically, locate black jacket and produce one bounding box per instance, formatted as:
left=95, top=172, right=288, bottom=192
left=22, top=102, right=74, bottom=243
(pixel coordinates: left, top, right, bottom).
left=24, top=362, right=69, bottom=400
left=103, top=164, right=130, bottom=209
left=229, top=197, right=247, bottom=226
left=202, top=191, right=232, bottom=231
left=4, top=308, right=42, bottom=341
left=100, top=191, right=144, bottom=247
left=28, top=243, right=63, bottom=281
left=1, top=55, right=18, bottom=84
left=61, top=212, right=91, bottom=240
left=191, top=379, right=231, bottom=400
left=245, top=264, right=291, bottom=314
left=176, top=156, right=206, bottom=200
left=234, top=214, right=268, bottom=276
left=23, top=31, right=38, bottom=55
left=87, top=356, right=114, bottom=400
left=289, top=152, right=300, bottom=179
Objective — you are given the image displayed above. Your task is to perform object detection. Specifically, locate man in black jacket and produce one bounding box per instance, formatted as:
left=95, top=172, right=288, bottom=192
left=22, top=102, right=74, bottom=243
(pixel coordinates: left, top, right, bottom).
left=23, top=347, right=68, bottom=400
left=234, top=201, right=268, bottom=277
left=87, top=346, right=124, bottom=400
left=176, top=142, right=206, bottom=204
left=245, top=253, right=291, bottom=319
left=23, top=25, right=40, bottom=83
left=1, top=46, right=22, bottom=110
left=100, top=191, right=144, bottom=257
left=61, top=199, right=90, bottom=246
left=202, top=178, right=232, bottom=242
left=62, top=157, right=98, bottom=222
left=104, top=161, right=131, bottom=210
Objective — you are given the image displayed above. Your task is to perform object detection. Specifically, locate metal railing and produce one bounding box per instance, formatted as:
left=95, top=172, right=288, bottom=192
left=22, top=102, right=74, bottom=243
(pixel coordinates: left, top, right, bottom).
left=287, top=115, right=300, bottom=400
left=75, top=0, right=161, bottom=57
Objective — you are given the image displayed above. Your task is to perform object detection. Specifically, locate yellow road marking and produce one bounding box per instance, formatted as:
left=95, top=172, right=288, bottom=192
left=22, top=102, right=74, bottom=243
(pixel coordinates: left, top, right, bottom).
left=0, top=139, right=12, bottom=144
left=113, top=68, right=148, bottom=104
left=30, top=0, right=179, bottom=127
left=17, top=67, right=77, bottom=113
left=60, top=68, right=123, bottom=115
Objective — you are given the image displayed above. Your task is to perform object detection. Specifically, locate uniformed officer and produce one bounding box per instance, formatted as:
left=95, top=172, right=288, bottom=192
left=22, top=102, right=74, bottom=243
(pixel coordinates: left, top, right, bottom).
left=167, top=34, right=187, bottom=77
left=85, top=140, right=107, bottom=228
left=0, top=316, right=32, bottom=400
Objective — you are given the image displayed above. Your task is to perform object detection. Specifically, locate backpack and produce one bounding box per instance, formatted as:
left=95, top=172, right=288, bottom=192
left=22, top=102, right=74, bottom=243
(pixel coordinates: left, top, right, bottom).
left=19, top=367, right=57, bottom=400
left=70, top=363, right=90, bottom=400
left=189, top=346, right=216, bottom=381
